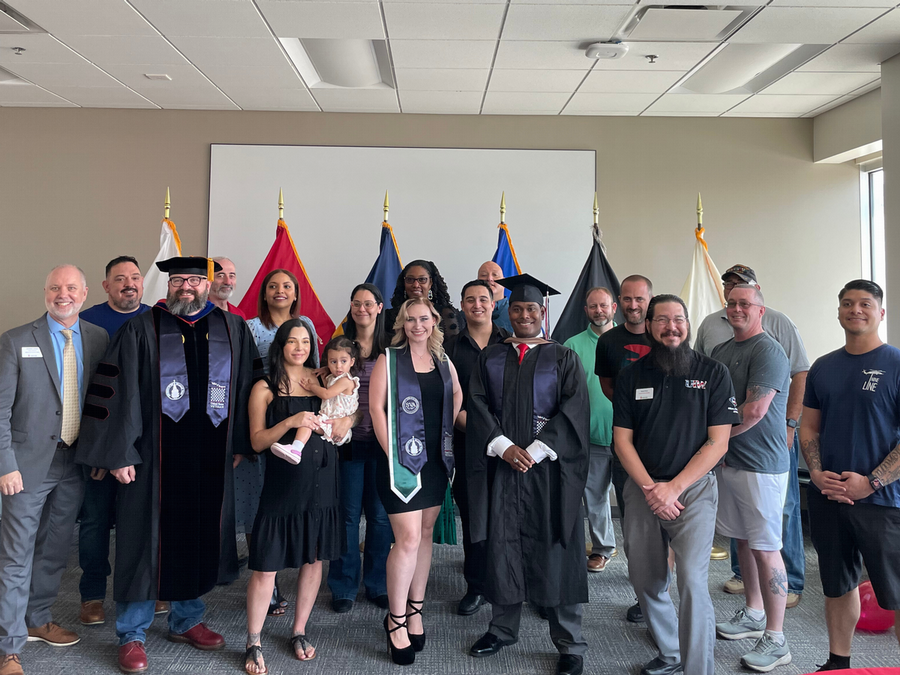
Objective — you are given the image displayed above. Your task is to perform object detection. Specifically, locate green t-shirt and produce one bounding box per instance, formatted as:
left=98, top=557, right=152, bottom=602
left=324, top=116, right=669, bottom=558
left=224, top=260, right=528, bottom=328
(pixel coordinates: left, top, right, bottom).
left=564, top=326, right=613, bottom=447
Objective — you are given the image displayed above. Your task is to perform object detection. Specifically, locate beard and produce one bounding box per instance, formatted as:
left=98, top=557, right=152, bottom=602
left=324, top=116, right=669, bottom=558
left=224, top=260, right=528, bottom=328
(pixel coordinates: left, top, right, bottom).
left=111, top=288, right=140, bottom=312
left=211, top=284, right=233, bottom=301
left=590, top=314, right=612, bottom=329
left=648, top=327, right=693, bottom=377
left=167, top=287, right=209, bottom=315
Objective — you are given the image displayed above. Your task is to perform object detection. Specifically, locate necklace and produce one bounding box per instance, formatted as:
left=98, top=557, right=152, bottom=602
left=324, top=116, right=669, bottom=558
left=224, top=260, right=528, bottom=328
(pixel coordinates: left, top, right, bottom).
left=411, top=350, right=434, bottom=371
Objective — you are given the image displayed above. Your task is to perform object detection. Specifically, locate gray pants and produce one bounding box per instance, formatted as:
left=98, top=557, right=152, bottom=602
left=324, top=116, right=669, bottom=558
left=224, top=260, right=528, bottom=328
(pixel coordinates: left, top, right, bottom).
left=623, top=474, right=718, bottom=675
left=489, top=602, right=587, bottom=656
left=583, top=444, right=616, bottom=557
left=0, top=449, right=84, bottom=655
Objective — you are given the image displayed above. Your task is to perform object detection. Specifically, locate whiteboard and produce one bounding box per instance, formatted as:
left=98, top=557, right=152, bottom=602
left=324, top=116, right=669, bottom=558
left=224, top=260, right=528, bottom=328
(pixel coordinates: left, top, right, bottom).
left=208, top=144, right=596, bottom=323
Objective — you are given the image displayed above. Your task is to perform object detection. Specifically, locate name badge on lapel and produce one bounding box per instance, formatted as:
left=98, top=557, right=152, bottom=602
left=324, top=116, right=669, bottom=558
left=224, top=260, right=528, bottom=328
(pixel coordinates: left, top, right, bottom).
left=636, top=387, right=654, bottom=401
left=22, top=347, right=43, bottom=358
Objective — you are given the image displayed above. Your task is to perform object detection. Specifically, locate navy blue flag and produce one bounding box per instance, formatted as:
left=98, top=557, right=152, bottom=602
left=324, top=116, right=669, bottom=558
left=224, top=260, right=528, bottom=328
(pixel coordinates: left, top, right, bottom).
left=366, top=222, right=403, bottom=309
left=491, top=223, right=522, bottom=297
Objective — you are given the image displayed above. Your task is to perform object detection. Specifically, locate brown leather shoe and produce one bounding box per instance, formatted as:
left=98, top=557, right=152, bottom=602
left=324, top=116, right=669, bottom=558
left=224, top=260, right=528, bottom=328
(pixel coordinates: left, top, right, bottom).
left=0, top=654, right=23, bottom=675
left=154, top=601, right=169, bottom=615
left=167, top=623, right=225, bottom=651
left=118, top=641, right=148, bottom=673
left=587, top=554, right=610, bottom=572
left=26, top=622, right=79, bottom=647
left=80, top=601, right=105, bottom=626
left=785, top=593, right=801, bottom=609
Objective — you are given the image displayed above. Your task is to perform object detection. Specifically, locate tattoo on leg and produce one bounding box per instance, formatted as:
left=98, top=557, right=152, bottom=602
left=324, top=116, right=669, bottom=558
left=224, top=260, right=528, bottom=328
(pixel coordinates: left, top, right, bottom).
left=769, top=569, right=788, bottom=597
left=247, top=631, right=261, bottom=647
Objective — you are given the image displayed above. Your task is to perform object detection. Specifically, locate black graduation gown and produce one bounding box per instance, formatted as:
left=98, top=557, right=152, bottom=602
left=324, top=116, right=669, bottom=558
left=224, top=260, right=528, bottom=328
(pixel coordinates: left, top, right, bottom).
left=76, top=306, right=260, bottom=602
left=466, top=341, right=590, bottom=608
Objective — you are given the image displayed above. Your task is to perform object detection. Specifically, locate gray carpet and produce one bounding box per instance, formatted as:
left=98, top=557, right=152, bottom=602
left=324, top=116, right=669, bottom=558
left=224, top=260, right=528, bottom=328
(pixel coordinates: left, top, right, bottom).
left=19, top=520, right=900, bottom=675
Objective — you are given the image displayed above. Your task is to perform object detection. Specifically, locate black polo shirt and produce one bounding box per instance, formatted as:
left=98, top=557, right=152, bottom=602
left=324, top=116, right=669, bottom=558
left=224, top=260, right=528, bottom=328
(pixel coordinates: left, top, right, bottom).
left=594, top=323, right=652, bottom=381
left=445, top=323, right=510, bottom=412
left=613, top=350, right=739, bottom=481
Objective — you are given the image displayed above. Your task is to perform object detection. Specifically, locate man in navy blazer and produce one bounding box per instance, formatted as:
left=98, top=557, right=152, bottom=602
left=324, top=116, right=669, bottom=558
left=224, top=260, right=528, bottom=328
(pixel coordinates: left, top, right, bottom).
left=0, top=264, right=108, bottom=675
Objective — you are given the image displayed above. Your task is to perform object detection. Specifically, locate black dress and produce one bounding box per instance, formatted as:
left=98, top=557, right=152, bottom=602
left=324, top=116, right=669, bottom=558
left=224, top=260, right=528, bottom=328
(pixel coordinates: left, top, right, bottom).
left=377, top=368, right=449, bottom=514
left=249, top=395, right=344, bottom=571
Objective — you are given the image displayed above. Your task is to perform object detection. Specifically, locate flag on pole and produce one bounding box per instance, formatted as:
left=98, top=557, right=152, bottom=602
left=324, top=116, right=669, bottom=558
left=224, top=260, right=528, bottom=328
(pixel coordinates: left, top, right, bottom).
left=491, top=222, right=522, bottom=284
left=366, top=221, right=403, bottom=309
left=551, top=224, right=623, bottom=345
left=142, top=217, right=182, bottom=305
left=679, top=225, right=726, bottom=342
left=237, top=218, right=335, bottom=355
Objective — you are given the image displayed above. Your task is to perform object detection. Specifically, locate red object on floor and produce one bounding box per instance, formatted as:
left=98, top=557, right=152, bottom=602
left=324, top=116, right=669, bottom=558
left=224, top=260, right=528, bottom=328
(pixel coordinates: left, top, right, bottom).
left=857, top=581, right=896, bottom=632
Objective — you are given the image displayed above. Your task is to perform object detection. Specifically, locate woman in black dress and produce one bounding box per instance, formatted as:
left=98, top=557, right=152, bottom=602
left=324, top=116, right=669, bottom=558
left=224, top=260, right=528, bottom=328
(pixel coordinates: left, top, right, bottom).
left=370, top=298, right=462, bottom=665
left=383, top=260, right=463, bottom=342
left=243, top=318, right=343, bottom=674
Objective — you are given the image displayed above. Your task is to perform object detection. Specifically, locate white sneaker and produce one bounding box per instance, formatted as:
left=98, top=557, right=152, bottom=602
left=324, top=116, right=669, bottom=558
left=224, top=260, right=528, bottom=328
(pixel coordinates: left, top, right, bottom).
left=270, top=441, right=303, bottom=464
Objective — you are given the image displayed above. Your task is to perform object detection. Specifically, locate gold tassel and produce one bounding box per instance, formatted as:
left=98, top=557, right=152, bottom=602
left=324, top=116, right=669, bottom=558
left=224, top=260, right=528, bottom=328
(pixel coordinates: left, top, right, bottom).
left=207, top=257, right=214, bottom=280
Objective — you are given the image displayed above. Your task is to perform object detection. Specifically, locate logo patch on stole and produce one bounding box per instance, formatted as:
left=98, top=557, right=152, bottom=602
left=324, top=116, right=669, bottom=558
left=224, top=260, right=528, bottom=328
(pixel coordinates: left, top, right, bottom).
left=165, top=380, right=185, bottom=401
left=401, top=396, right=420, bottom=414
left=405, top=437, right=424, bottom=457
left=209, top=382, right=227, bottom=409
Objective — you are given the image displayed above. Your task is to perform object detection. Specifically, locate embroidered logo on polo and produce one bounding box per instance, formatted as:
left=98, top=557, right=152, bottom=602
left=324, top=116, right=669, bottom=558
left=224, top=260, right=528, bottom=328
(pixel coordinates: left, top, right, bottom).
left=209, top=382, right=227, bottom=409
left=685, top=380, right=707, bottom=389
left=165, top=380, right=185, bottom=401
left=401, top=396, right=420, bottom=414
left=863, top=369, right=885, bottom=392
left=405, top=437, right=424, bottom=457
left=727, top=396, right=739, bottom=414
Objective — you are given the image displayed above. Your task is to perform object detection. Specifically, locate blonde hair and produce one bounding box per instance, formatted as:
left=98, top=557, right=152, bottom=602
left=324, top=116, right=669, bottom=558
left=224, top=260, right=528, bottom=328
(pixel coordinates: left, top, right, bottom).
left=391, top=298, right=445, bottom=361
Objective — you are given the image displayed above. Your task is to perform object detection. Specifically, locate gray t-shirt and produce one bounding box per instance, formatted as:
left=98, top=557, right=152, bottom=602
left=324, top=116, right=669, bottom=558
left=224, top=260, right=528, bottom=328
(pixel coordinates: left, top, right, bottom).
left=712, top=333, right=791, bottom=473
left=694, top=306, right=810, bottom=377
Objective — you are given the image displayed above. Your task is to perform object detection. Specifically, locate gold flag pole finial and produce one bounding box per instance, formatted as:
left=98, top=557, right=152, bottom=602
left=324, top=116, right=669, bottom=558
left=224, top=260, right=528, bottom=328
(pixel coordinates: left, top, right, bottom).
left=500, top=192, right=506, bottom=224
left=697, top=192, right=703, bottom=229
left=164, top=187, right=170, bottom=220
left=383, top=190, right=390, bottom=222
left=278, top=188, right=284, bottom=220
left=593, top=192, right=599, bottom=226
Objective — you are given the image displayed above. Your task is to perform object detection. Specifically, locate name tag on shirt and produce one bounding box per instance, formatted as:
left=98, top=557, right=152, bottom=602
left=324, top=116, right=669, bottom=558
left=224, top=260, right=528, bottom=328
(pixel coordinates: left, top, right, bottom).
left=636, top=387, right=654, bottom=400
left=22, top=347, right=43, bottom=358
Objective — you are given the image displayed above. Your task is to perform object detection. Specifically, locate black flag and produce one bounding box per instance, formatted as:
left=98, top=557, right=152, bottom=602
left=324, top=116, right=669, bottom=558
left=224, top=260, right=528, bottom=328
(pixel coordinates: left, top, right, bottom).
left=551, top=224, right=623, bottom=345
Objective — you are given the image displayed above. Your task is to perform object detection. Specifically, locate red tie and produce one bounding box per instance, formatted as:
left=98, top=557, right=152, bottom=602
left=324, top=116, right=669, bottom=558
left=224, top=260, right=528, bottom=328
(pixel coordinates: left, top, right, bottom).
left=517, top=343, right=529, bottom=364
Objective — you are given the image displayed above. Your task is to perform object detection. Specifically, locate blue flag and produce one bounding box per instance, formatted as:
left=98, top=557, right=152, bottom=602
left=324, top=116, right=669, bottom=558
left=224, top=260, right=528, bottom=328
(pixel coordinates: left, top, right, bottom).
left=366, top=222, right=403, bottom=309
left=492, top=223, right=522, bottom=297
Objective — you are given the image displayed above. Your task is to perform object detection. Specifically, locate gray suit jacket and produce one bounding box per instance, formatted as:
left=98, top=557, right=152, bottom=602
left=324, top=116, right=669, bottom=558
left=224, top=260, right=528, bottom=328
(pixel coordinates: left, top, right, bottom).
left=0, top=314, right=108, bottom=490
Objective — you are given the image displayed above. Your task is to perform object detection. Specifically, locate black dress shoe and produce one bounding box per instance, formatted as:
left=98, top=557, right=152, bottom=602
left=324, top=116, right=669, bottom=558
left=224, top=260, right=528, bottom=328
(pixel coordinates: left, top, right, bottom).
left=332, top=598, right=353, bottom=614
left=469, top=632, right=516, bottom=658
left=640, top=657, right=683, bottom=675
left=626, top=602, right=645, bottom=623
left=557, top=654, right=584, bottom=675
left=457, top=592, right=486, bottom=616
left=367, top=594, right=389, bottom=609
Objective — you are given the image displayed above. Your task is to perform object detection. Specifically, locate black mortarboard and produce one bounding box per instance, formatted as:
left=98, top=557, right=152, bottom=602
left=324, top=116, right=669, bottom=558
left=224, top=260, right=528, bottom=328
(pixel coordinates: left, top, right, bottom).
left=497, top=273, right=560, bottom=306
left=155, top=256, right=221, bottom=278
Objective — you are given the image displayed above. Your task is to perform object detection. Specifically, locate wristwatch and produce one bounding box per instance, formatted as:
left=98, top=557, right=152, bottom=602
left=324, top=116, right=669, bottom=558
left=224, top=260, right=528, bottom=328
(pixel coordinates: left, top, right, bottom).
left=867, top=472, right=884, bottom=492
left=786, top=418, right=799, bottom=429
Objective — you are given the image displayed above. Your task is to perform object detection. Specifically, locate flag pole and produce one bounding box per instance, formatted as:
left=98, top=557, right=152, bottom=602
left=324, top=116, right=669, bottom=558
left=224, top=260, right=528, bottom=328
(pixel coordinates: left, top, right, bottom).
left=697, top=192, right=703, bottom=231
left=279, top=188, right=284, bottom=220
left=384, top=190, right=390, bottom=222
left=164, top=187, right=170, bottom=220
left=499, top=191, right=506, bottom=225
left=593, top=192, right=599, bottom=226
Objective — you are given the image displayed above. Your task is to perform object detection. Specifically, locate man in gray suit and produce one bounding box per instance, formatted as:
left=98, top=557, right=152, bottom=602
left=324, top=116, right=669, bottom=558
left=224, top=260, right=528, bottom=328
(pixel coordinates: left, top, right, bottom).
left=0, top=264, right=108, bottom=675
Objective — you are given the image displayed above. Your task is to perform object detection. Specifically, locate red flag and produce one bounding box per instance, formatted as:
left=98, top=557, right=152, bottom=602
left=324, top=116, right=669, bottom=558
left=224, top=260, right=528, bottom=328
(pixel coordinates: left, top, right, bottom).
left=237, top=219, right=335, bottom=355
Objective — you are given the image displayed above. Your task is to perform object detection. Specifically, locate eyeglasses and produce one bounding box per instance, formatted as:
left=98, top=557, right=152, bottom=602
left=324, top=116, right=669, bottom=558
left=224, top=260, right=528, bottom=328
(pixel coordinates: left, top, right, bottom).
left=404, top=276, right=430, bottom=285
left=651, top=317, right=687, bottom=325
left=169, top=276, right=203, bottom=288
left=726, top=300, right=763, bottom=310
left=351, top=300, right=378, bottom=310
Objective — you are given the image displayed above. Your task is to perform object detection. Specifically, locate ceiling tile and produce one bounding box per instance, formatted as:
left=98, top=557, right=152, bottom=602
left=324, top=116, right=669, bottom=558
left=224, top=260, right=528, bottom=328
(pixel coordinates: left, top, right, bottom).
left=391, top=40, right=496, bottom=69
left=768, top=0, right=895, bottom=6
left=798, top=43, right=900, bottom=72
left=0, top=34, right=87, bottom=65
left=590, top=42, right=718, bottom=71
left=4, top=0, right=157, bottom=37
left=482, top=91, right=570, bottom=112
left=59, top=35, right=190, bottom=66
left=803, top=95, right=856, bottom=117
left=137, top=84, right=237, bottom=108
left=128, top=0, right=272, bottom=39
left=562, top=91, right=656, bottom=113
left=843, top=8, right=900, bottom=43
left=721, top=111, right=801, bottom=117
left=383, top=3, right=505, bottom=40
left=0, top=83, right=75, bottom=105
left=762, top=71, right=879, bottom=95
left=400, top=90, right=483, bottom=113
left=729, top=7, right=888, bottom=44
left=645, top=93, right=750, bottom=113
left=257, top=1, right=385, bottom=39
left=489, top=69, right=585, bottom=92
left=201, top=63, right=305, bottom=90
left=101, top=63, right=216, bottom=91
left=225, top=87, right=319, bottom=111
left=503, top=4, right=632, bottom=41
left=384, top=0, right=504, bottom=3
left=579, top=69, right=683, bottom=93
left=5, top=61, right=122, bottom=87
left=311, top=87, right=399, bottom=112
left=494, top=41, right=595, bottom=69
left=172, top=37, right=292, bottom=69
left=509, top=0, right=639, bottom=4
left=641, top=110, right=721, bottom=116
left=40, top=84, right=157, bottom=108
left=394, top=68, right=489, bottom=91
left=727, top=93, right=838, bottom=113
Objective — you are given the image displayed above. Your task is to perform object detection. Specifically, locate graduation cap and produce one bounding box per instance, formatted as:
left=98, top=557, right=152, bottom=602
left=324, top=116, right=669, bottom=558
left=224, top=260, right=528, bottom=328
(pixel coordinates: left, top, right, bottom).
left=156, top=256, right=221, bottom=279
left=497, top=273, right=560, bottom=306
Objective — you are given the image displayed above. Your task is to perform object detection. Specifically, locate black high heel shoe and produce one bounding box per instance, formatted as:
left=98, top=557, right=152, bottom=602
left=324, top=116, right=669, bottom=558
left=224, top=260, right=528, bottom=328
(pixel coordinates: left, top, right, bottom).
left=383, top=612, right=415, bottom=666
left=406, top=599, right=426, bottom=652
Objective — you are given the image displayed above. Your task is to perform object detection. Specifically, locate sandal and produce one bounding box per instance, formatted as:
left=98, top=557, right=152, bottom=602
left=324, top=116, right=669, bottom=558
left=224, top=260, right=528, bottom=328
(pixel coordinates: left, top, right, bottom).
left=244, top=644, right=267, bottom=675
left=291, top=634, right=316, bottom=661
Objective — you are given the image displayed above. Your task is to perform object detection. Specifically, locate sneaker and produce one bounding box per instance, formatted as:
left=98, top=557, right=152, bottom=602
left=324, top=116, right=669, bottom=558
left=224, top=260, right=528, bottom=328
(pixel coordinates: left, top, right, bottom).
left=26, top=622, right=80, bottom=647
left=723, top=576, right=745, bottom=594
left=785, top=593, right=800, bottom=609
left=716, top=608, right=765, bottom=640
left=741, top=635, right=792, bottom=672
left=587, top=554, right=610, bottom=572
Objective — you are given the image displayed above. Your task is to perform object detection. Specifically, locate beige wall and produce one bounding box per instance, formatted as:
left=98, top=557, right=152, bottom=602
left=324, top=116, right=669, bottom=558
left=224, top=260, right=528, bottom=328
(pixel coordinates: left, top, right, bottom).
left=813, top=89, right=883, bottom=164
left=0, top=108, right=860, bottom=360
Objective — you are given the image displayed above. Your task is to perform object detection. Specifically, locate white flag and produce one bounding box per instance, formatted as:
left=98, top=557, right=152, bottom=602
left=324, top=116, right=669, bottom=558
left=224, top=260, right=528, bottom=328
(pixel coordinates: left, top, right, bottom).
left=680, top=227, right=725, bottom=344
left=142, top=219, right=182, bottom=305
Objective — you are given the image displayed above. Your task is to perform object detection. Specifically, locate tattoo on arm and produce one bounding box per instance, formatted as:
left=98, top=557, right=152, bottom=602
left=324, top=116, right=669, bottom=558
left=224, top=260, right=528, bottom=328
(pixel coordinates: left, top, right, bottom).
left=801, top=436, right=822, bottom=472
left=873, top=443, right=900, bottom=486
left=745, top=384, right=774, bottom=404
left=768, top=569, right=788, bottom=597
left=695, top=437, right=715, bottom=456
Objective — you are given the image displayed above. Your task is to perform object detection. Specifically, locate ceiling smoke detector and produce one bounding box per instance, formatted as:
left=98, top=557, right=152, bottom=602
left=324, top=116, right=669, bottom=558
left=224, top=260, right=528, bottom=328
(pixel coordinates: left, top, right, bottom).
left=585, top=42, right=629, bottom=60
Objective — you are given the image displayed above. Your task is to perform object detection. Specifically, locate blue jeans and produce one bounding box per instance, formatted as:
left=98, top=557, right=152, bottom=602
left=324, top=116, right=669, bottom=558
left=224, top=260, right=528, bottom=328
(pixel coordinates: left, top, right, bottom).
left=730, top=434, right=805, bottom=594
left=327, top=441, right=391, bottom=601
left=116, top=599, right=205, bottom=646
left=78, top=471, right=117, bottom=601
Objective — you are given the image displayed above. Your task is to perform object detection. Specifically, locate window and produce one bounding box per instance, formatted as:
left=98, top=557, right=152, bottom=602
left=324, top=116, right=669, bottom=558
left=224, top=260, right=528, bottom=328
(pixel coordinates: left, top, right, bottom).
left=860, top=160, right=886, bottom=339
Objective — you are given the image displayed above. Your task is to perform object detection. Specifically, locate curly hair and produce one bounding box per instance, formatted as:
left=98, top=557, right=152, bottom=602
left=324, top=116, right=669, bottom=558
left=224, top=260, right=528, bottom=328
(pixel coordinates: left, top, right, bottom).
left=322, top=335, right=363, bottom=377
left=389, top=259, right=455, bottom=312
left=390, top=298, right=446, bottom=361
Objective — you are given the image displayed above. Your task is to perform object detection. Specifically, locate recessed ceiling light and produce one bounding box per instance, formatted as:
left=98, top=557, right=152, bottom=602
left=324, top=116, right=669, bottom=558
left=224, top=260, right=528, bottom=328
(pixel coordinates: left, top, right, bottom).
left=280, top=38, right=394, bottom=90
